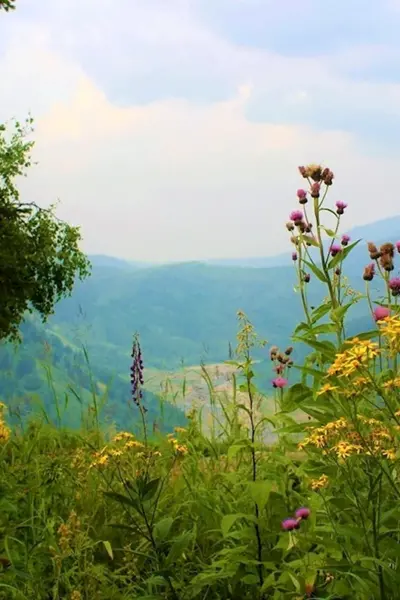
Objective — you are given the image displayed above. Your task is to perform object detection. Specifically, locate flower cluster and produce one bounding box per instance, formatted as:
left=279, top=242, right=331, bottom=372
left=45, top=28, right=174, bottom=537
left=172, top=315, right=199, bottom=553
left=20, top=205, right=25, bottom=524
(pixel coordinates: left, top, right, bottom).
left=282, top=506, right=311, bottom=531
left=310, top=474, right=329, bottom=491
left=270, top=344, right=293, bottom=386
left=365, top=241, right=400, bottom=281
left=299, top=415, right=398, bottom=462
left=326, top=338, right=380, bottom=378
left=89, top=435, right=146, bottom=469
left=167, top=433, right=188, bottom=455
left=378, top=315, right=400, bottom=355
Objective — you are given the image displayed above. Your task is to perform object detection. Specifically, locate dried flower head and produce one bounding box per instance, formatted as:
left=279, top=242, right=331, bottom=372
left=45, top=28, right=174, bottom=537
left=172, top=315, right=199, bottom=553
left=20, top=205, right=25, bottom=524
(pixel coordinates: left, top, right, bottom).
left=363, top=263, right=375, bottom=281
left=380, top=242, right=395, bottom=258
left=368, top=242, right=381, bottom=260
left=322, top=167, right=334, bottom=185
left=380, top=253, right=394, bottom=272
left=286, top=221, right=295, bottom=232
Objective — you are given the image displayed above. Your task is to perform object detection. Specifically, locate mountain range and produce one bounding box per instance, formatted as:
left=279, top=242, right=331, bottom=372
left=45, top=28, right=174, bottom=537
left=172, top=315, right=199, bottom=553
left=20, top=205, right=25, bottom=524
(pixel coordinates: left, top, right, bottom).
left=1, top=215, right=399, bottom=429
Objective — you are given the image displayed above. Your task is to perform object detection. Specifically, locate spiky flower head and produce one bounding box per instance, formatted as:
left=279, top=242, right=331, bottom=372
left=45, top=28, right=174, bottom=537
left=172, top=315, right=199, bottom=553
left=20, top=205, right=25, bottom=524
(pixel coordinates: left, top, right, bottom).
left=130, top=334, right=146, bottom=411
left=363, top=263, right=375, bottom=281
left=297, top=189, right=307, bottom=204
left=389, top=277, right=400, bottom=296
left=330, top=244, right=341, bottom=257
left=282, top=518, right=300, bottom=531
left=341, top=234, right=350, bottom=246
left=373, top=307, right=390, bottom=322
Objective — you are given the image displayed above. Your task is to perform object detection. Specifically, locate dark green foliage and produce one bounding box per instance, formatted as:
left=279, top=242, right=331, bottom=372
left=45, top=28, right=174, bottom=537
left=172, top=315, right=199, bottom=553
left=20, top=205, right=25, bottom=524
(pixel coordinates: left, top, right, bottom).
left=0, top=119, right=91, bottom=342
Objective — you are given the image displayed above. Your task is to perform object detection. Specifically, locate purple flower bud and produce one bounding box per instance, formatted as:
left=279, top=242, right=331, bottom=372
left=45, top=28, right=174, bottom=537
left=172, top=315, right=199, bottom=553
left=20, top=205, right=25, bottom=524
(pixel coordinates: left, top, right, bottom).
left=389, top=277, right=400, bottom=296
left=272, top=377, right=288, bottom=388
left=289, top=210, right=304, bottom=224
left=297, top=189, right=308, bottom=204
left=304, top=273, right=311, bottom=283
left=310, top=182, right=320, bottom=198
left=282, top=518, right=300, bottom=531
left=295, top=507, right=311, bottom=520
left=292, top=252, right=298, bottom=261
left=336, top=201, right=347, bottom=215
left=330, top=244, right=342, bottom=257
left=341, top=234, right=350, bottom=246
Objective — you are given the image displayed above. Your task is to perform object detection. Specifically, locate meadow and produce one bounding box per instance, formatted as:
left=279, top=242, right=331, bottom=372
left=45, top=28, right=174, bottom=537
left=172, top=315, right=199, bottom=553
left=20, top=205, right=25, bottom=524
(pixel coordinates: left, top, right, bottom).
left=3, top=163, right=400, bottom=599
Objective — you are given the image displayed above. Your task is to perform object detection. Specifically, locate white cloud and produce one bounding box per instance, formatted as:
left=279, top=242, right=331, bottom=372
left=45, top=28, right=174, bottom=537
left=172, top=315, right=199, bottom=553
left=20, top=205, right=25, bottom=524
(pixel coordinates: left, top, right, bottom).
left=0, top=2, right=399, bottom=262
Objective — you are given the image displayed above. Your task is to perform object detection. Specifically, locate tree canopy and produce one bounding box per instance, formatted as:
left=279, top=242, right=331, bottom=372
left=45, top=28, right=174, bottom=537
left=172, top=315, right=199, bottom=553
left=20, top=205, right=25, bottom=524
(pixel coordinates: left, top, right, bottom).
left=0, top=118, right=91, bottom=341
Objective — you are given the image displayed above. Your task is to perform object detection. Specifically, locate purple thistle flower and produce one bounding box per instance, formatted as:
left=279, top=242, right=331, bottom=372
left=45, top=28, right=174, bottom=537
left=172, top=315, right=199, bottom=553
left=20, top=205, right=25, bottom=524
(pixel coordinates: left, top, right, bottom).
left=330, top=244, right=342, bottom=257
left=389, top=277, right=400, bottom=297
left=310, top=182, right=320, bottom=198
left=295, top=507, right=311, bottom=520
left=373, top=306, right=390, bottom=322
left=297, top=189, right=307, bottom=204
left=272, top=377, right=288, bottom=389
left=282, top=518, right=300, bottom=531
left=336, top=201, right=347, bottom=215
left=289, top=210, right=304, bottom=224
left=341, top=234, right=350, bottom=246
left=396, top=241, right=400, bottom=254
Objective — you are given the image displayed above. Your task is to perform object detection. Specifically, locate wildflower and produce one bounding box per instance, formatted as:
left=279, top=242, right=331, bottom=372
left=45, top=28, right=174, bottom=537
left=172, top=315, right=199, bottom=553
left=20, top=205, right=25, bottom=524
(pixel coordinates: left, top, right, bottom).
left=113, top=432, right=134, bottom=442
left=272, top=377, right=288, bottom=388
left=295, top=507, right=311, bottom=520
left=298, top=165, right=307, bottom=178
left=125, top=440, right=144, bottom=449
left=297, top=189, right=307, bottom=204
left=335, top=201, right=347, bottom=215
left=341, top=234, right=350, bottom=246
left=316, top=383, right=338, bottom=396
left=289, top=210, right=304, bottom=225
left=311, top=474, right=329, bottom=490
left=382, top=448, right=396, bottom=460
left=310, top=182, right=320, bottom=198
left=380, top=242, right=395, bottom=258
left=396, top=241, right=400, bottom=254
left=373, top=306, right=390, bottom=322
left=368, top=242, right=381, bottom=260
left=322, top=167, right=334, bottom=185
left=282, top=518, right=300, bottom=531
left=292, top=251, right=298, bottom=261
left=330, top=244, right=341, bottom=257
left=363, top=263, right=375, bottom=281
left=269, top=346, right=279, bottom=360
left=389, top=277, right=400, bottom=296
left=304, top=273, right=311, bottom=283
left=286, top=221, right=295, bottom=232
left=285, top=346, right=293, bottom=356
left=307, top=164, right=323, bottom=182
left=130, top=334, right=147, bottom=412
left=70, top=592, right=82, bottom=600
left=327, top=340, right=380, bottom=377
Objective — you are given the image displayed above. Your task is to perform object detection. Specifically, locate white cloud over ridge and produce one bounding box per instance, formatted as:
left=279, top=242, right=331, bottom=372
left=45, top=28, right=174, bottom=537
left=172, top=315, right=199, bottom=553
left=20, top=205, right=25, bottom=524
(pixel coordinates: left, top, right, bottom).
left=0, top=1, right=399, bottom=261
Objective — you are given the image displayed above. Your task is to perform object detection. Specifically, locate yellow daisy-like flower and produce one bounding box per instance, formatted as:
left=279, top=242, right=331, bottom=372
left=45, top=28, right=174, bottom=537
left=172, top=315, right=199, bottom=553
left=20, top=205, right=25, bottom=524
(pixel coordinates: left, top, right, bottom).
left=378, top=316, right=400, bottom=355
left=113, top=432, right=134, bottom=442
left=382, top=448, right=397, bottom=460
left=310, top=474, right=329, bottom=491
left=316, top=383, right=338, bottom=396
left=125, top=440, right=144, bottom=449
left=327, top=339, right=380, bottom=378
left=174, top=427, right=187, bottom=434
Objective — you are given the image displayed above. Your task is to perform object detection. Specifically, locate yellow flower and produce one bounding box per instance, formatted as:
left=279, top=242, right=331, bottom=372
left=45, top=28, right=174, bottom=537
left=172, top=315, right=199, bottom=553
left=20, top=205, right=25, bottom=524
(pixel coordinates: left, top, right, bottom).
left=379, top=316, right=400, bottom=355
left=113, top=432, right=134, bottom=442
left=109, top=449, right=124, bottom=457
left=382, top=448, right=397, bottom=460
left=311, top=474, right=329, bottom=491
left=316, top=383, right=338, bottom=396
left=125, top=440, right=144, bottom=449
left=327, top=340, right=380, bottom=378
left=174, top=427, right=187, bottom=434
left=0, top=421, right=10, bottom=443
left=333, top=441, right=356, bottom=459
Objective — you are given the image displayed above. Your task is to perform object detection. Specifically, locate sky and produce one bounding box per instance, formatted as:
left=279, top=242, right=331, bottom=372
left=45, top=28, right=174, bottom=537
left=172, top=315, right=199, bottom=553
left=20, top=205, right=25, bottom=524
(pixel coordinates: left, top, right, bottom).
left=1, top=0, right=400, bottom=262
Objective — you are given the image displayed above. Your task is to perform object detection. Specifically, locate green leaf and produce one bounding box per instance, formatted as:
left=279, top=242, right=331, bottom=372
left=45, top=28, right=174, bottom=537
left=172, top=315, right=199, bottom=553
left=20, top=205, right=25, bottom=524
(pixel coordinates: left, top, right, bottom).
left=302, top=235, right=319, bottom=248
left=141, top=478, right=161, bottom=501
left=321, top=226, right=336, bottom=237
left=293, top=338, right=337, bottom=362
left=302, top=259, right=327, bottom=283
left=154, top=517, right=174, bottom=543
left=309, top=323, right=337, bottom=335
left=102, top=540, right=113, bottom=560
left=166, top=531, right=192, bottom=566
left=241, top=574, right=259, bottom=584
left=346, top=329, right=379, bottom=342
left=327, top=239, right=361, bottom=270
left=330, top=301, right=355, bottom=323
left=221, top=514, right=242, bottom=537
left=311, top=302, right=332, bottom=324
left=247, top=480, right=273, bottom=511
left=103, top=491, right=141, bottom=512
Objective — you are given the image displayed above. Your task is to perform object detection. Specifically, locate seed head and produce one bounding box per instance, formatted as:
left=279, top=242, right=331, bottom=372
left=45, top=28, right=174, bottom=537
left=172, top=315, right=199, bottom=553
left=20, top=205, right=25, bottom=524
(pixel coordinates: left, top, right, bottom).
left=286, top=221, right=295, bottom=232
left=380, top=242, right=395, bottom=258
left=363, top=263, right=375, bottom=281
left=322, top=167, right=334, bottom=185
